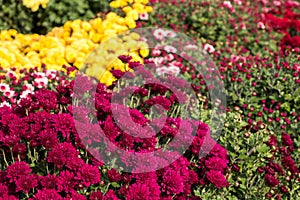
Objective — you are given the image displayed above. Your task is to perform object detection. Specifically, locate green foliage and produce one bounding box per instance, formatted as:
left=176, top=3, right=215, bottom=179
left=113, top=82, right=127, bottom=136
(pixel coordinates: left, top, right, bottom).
left=146, top=0, right=281, bottom=56
left=0, top=0, right=111, bottom=34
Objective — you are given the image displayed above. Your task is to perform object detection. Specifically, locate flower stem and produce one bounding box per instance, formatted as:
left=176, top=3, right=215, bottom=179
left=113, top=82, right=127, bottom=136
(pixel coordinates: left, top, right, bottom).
left=0, top=149, right=9, bottom=167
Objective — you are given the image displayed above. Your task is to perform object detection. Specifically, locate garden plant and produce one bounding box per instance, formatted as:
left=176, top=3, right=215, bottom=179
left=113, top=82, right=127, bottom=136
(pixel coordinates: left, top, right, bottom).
left=0, top=0, right=299, bottom=199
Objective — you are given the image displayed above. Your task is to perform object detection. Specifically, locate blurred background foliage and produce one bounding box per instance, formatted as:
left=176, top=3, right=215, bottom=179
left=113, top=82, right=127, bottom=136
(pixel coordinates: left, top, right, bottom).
left=0, top=0, right=111, bottom=34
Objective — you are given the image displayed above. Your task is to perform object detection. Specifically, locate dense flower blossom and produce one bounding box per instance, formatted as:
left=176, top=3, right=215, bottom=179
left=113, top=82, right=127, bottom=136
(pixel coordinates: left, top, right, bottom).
left=15, top=174, right=38, bottom=193
left=281, top=132, right=293, bottom=148
left=107, top=169, right=122, bottom=182
left=5, top=161, right=31, bottom=182
left=265, top=174, right=280, bottom=187
left=206, top=170, right=229, bottom=188
left=39, top=174, right=58, bottom=189
left=38, top=129, right=58, bottom=149
left=126, top=182, right=154, bottom=200
left=57, top=170, right=78, bottom=193
left=103, top=190, right=119, bottom=200
left=0, top=184, right=8, bottom=197
left=0, top=4, right=238, bottom=197
left=33, top=189, right=63, bottom=200
left=161, top=169, right=184, bottom=195
left=75, top=164, right=101, bottom=187
left=47, top=142, right=79, bottom=168
left=89, top=191, right=104, bottom=200
left=205, top=156, right=228, bottom=172
left=65, top=191, right=87, bottom=200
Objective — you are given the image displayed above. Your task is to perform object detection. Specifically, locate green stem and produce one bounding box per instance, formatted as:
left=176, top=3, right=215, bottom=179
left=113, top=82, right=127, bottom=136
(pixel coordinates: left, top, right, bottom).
left=10, top=147, right=15, bottom=163
left=1, top=149, right=9, bottom=167
left=27, top=142, right=34, bottom=164
left=104, top=183, right=111, bottom=194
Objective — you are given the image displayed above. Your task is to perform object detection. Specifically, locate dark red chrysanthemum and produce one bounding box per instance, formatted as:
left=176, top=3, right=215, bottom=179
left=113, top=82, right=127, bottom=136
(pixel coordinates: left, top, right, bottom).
left=34, top=189, right=63, bottom=200
left=206, top=170, right=229, bottom=188
left=15, top=174, right=38, bottom=193
left=161, top=169, right=184, bottom=195
left=6, top=161, right=31, bottom=182
left=107, top=169, right=122, bottom=182
left=125, top=183, right=153, bottom=200
left=47, top=142, right=78, bottom=168
left=39, top=129, right=58, bottom=149
left=205, top=156, right=228, bottom=172
left=265, top=174, right=280, bottom=187
left=89, top=191, right=104, bottom=200
left=39, top=174, right=57, bottom=189
left=75, top=164, right=101, bottom=187
left=0, top=184, right=8, bottom=197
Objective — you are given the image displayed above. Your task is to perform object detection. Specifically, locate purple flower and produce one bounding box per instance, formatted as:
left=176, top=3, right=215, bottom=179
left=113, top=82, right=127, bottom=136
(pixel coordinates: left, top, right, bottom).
left=118, top=55, right=132, bottom=63
left=206, top=170, right=229, bottom=188
left=38, top=129, right=58, bottom=149
left=65, top=191, right=87, bottom=200
left=39, top=174, right=57, bottom=189
left=281, top=132, right=293, bottom=148
left=111, top=70, right=125, bottom=79
left=51, top=113, right=75, bottom=139
left=265, top=174, right=280, bottom=187
left=161, top=169, right=184, bottom=195
left=15, top=174, right=38, bottom=193
left=126, top=183, right=154, bottom=200
left=6, top=161, right=31, bottom=182
left=32, top=89, right=58, bottom=111
left=34, top=189, right=63, bottom=200
left=103, top=189, right=119, bottom=200
left=47, top=142, right=78, bottom=169
left=107, top=169, right=122, bottom=182
left=90, top=191, right=103, bottom=200
left=0, top=184, right=8, bottom=197
left=57, top=170, right=78, bottom=193
left=205, top=157, right=228, bottom=172
left=75, top=164, right=101, bottom=187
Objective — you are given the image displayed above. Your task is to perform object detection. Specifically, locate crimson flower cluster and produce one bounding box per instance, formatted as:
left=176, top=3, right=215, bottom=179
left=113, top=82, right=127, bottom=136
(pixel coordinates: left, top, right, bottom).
left=0, top=59, right=229, bottom=199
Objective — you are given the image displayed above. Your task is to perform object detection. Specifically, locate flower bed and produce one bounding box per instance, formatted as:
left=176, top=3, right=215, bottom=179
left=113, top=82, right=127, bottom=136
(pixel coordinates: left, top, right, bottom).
left=0, top=0, right=300, bottom=199
left=0, top=58, right=229, bottom=199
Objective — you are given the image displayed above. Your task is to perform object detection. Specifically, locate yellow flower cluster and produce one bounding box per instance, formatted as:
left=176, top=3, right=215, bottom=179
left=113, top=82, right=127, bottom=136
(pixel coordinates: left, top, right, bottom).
left=85, top=31, right=149, bottom=85
left=22, top=0, right=49, bottom=12
left=111, top=0, right=152, bottom=23
left=0, top=1, right=152, bottom=85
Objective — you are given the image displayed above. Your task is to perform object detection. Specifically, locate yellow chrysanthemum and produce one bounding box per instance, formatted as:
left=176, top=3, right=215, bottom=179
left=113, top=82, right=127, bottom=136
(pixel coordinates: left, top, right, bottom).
left=125, top=17, right=136, bottom=29
left=22, top=0, right=49, bottom=12
left=0, top=0, right=153, bottom=85
left=126, top=10, right=139, bottom=20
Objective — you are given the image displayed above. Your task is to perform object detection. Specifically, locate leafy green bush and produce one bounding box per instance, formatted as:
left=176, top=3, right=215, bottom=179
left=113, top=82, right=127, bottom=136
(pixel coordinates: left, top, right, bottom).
left=0, top=0, right=111, bottom=34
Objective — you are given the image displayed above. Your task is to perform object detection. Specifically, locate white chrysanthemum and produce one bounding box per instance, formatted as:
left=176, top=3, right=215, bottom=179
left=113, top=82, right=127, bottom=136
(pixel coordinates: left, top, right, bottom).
left=0, top=101, right=11, bottom=108
left=0, top=83, right=10, bottom=93
left=164, top=45, right=177, bottom=53
left=156, top=66, right=169, bottom=76
left=164, top=30, right=176, bottom=38
left=34, top=77, right=49, bottom=88
left=3, top=90, right=15, bottom=98
left=167, top=65, right=180, bottom=76
left=203, top=44, right=215, bottom=53
left=153, top=28, right=166, bottom=40
left=139, top=13, right=149, bottom=20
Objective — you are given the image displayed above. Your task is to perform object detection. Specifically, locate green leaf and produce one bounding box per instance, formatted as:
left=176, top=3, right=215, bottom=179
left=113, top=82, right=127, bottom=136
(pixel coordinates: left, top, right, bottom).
left=111, top=182, right=120, bottom=187
left=238, top=154, right=248, bottom=159
left=294, top=87, right=300, bottom=96
left=281, top=102, right=291, bottom=112
left=256, top=144, right=270, bottom=153
left=284, top=94, right=292, bottom=101
left=239, top=121, right=248, bottom=127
